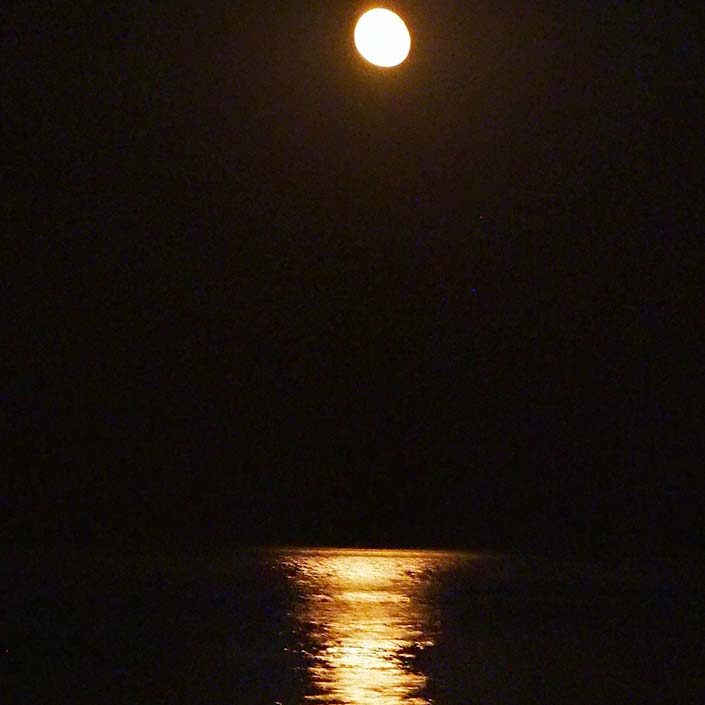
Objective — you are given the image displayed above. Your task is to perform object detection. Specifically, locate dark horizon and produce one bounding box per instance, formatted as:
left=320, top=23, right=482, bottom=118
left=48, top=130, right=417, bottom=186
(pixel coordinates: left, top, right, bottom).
left=6, top=1, right=703, bottom=556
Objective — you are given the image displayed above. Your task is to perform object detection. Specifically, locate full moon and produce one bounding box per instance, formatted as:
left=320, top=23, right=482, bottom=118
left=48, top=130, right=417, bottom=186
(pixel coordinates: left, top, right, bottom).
left=354, top=9, right=411, bottom=68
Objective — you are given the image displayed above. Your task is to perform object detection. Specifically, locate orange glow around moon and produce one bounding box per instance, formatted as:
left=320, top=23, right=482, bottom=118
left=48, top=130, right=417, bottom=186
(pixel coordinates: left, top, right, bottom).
left=354, top=9, right=411, bottom=68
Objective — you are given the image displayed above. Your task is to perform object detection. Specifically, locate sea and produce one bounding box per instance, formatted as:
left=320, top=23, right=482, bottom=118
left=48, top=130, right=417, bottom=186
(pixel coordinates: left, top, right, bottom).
left=5, top=548, right=704, bottom=704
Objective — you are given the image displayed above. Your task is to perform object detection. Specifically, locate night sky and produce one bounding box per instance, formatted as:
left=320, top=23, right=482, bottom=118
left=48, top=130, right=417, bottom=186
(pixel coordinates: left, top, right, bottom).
left=6, top=1, right=703, bottom=553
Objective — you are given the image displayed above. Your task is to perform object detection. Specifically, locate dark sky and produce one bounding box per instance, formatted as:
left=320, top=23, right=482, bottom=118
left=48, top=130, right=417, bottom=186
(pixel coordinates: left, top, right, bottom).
left=6, top=1, right=703, bottom=553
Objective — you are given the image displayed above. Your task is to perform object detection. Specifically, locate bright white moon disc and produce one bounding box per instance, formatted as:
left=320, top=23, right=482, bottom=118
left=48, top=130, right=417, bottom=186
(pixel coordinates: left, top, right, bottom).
left=354, top=9, right=411, bottom=67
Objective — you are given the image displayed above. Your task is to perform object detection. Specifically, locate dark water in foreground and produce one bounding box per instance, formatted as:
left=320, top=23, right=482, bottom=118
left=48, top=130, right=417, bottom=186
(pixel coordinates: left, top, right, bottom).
left=5, top=548, right=704, bottom=704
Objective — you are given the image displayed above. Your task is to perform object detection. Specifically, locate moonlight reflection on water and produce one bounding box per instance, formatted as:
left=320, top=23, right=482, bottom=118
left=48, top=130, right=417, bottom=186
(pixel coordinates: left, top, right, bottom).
left=278, top=549, right=468, bottom=705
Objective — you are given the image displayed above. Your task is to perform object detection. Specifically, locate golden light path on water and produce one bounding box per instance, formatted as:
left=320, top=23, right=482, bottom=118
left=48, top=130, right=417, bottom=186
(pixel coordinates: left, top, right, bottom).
left=278, top=549, right=470, bottom=705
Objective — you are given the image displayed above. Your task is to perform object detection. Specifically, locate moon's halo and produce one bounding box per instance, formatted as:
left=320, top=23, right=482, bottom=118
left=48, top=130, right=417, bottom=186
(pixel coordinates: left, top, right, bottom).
left=354, top=9, right=411, bottom=68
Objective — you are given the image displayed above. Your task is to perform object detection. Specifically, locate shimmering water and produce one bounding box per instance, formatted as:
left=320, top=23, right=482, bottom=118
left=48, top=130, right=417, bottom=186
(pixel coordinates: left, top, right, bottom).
left=279, top=548, right=465, bottom=705
left=6, top=548, right=704, bottom=704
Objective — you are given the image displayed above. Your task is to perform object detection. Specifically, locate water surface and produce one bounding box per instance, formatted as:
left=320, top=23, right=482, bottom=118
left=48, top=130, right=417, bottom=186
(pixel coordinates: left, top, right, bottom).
left=6, top=548, right=704, bottom=704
